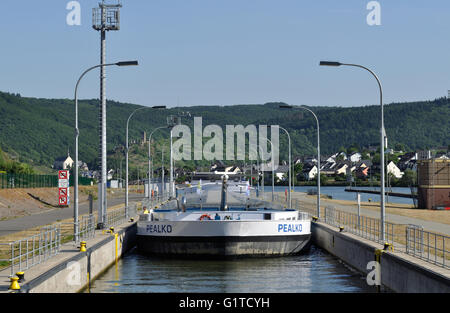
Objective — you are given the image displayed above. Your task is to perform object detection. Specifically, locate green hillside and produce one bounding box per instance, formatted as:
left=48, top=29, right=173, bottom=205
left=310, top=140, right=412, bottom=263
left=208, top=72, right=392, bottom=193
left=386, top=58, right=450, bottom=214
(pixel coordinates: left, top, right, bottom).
left=0, top=91, right=448, bottom=174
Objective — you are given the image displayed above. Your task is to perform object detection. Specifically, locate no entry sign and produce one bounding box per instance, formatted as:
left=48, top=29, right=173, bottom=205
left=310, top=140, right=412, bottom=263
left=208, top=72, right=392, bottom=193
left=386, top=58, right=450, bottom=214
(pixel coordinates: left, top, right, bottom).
left=59, top=196, right=68, bottom=206
left=58, top=170, right=70, bottom=206
left=58, top=170, right=68, bottom=180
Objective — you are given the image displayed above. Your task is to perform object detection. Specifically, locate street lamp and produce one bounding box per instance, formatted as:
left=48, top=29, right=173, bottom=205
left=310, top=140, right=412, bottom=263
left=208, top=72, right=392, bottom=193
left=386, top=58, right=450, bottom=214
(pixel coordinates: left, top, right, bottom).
left=319, top=60, right=386, bottom=241
left=74, top=60, right=138, bottom=238
left=125, top=105, right=166, bottom=217
left=280, top=105, right=320, bottom=217
left=261, top=138, right=276, bottom=202
left=279, top=126, right=292, bottom=209
left=147, top=126, right=168, bottom=200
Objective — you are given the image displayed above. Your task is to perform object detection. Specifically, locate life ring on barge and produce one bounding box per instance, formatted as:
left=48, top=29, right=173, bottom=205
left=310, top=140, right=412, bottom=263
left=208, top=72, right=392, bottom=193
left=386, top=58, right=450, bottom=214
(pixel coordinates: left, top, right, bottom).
left=199, top=214, right=212, bottom=221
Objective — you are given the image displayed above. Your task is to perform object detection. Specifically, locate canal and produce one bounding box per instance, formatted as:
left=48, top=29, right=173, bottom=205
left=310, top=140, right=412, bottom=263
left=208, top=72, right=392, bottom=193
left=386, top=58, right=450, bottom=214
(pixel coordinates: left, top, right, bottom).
left=86, top=245, right=378, bottom=293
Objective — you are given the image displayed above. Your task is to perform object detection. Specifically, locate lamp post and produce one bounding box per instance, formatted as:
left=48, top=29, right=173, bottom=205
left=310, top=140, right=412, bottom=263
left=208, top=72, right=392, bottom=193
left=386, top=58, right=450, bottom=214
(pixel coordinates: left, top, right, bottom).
left=249, top=146, right=263, bottom=197
left=280, top=105, right=320, bottom=217
left=74, top=60, right=138, bottom=237
left=279, top=126, right=292, bottom=209
left=262, top=138, right=275, bottom=202
left=147, top=126, right=168, bottom=200
left=319, top=60, right=385, bottom=241
left=125, top=105, right=166, bottom=218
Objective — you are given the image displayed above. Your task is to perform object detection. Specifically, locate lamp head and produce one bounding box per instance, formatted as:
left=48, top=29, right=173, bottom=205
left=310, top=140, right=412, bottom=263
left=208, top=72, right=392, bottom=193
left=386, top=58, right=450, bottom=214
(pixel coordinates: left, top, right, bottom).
left=116, top=61, right=139, bottom=66
left=319, top=61, right=341, bottom=67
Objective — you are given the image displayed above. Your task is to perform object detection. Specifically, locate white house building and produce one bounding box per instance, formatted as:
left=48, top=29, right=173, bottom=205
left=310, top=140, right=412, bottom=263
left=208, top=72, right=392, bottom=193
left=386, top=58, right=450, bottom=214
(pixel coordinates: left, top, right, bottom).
left=349, top=152, right=362, bottom=163
left=53, top=154, right=74, bottom=170
left=303, top=165, right=318, bottom=181
left=387, top=161, right=404, bottom=179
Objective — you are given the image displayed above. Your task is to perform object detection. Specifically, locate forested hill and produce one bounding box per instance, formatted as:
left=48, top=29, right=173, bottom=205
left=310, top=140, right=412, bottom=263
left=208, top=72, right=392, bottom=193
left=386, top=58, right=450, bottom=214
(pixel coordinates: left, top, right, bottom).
left=0, top=91, right=448, bottom=170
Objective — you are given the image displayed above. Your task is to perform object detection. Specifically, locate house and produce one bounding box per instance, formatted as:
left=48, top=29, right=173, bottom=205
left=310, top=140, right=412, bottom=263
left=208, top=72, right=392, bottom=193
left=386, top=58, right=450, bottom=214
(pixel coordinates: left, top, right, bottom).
left=293, top=156, right=303, bottom=165
left=210, top=160, right=227, bottom=172
left=335, top=151, right=347, bottom=161
left=436, top=153, right=450, bottom=160
left=53, top=154, right=74, bottom=170
left=324, top=155, right=336, bottom=164
left=356, top=160, right=372, bottom=169
left=387, top=161, right=403, bottom=179
left=210, top=161, right=242, bottom=174
left=355, top=166, right=370, bottom=179
left=398, top=152, right=417, bottom=171
left=302, top=164, right=317, bottom=181
left=334, top=162, right=349, bottom=176
left=320, top=161, right=337, bottom=176
left=349, top=152, right=362, bottom=163
left=303, top=156, right=317, bottom=164
left=274, top=165, right=289, bottom=181
left=107, top=169, right=115, bottom=180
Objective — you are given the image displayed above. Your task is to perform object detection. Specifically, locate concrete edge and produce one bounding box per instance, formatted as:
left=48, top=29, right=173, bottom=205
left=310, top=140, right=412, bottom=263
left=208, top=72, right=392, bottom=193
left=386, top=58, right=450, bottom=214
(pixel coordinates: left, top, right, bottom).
left=311, top=221, right=450, bottom=292
left=19, top=222, right=137, bottom=293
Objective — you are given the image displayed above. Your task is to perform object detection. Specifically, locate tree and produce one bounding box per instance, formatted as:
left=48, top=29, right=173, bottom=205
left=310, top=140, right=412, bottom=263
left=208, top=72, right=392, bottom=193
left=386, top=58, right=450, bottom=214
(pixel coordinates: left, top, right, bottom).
left=394, top=143, right=405, bottom=152
left=399, top=169, right=417, bottom=186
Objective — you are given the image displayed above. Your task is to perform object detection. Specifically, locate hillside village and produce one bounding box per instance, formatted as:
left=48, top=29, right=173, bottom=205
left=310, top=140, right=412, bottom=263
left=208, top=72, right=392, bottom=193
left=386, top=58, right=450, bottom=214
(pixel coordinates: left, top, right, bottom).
left=49, top=144, right=450, bottom=188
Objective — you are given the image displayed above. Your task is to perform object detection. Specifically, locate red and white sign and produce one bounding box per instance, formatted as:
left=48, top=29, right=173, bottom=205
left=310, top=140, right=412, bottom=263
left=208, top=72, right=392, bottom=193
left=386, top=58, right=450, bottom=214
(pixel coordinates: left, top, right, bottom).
left=58, top=170, right=68, bottom=180
left=58, top=170, right=69, bottom=206
left=58, top=196, right=68, bottom=206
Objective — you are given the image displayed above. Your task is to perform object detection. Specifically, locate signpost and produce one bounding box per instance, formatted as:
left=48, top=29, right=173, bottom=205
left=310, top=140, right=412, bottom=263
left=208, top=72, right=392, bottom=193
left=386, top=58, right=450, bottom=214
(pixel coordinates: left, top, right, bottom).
left=58, top=170, right=69, bottom=207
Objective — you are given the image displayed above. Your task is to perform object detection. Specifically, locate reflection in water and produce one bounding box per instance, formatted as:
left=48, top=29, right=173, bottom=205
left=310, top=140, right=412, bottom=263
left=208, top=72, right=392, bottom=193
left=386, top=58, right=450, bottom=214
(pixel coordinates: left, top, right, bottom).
left=87, top=245, right=376, bottom=293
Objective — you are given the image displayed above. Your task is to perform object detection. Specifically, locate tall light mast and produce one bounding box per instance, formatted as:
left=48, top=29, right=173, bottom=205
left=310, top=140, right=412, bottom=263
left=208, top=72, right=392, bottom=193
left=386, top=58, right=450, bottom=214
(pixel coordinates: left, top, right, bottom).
left=92, top=0, right=122, bottom=228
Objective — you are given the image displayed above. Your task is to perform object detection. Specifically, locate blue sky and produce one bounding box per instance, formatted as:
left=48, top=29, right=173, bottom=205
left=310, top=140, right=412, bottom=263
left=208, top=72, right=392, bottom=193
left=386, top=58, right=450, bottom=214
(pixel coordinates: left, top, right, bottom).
left=0, top=0, right=449, bottom=107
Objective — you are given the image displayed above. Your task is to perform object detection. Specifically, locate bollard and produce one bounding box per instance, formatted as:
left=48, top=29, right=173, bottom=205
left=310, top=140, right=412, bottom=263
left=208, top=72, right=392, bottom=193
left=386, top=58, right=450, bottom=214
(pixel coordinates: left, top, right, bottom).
left=383, top=242, right=394, bottom=252
left=9, top=276, right=20, bottom=291
left=80, top=241, right=87, bottom=252
left=16, top=272, right=25, bottom=283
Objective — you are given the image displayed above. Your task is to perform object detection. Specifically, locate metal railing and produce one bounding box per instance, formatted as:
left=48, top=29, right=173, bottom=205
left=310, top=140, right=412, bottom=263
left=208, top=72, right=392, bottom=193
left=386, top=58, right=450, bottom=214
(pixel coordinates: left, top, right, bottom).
left=0, top=194, right=174, bottom=277
left=267, top=192, right=450, bottom=269
left=105, top=204, right=138, bottom=228
left=62, top=214, right=97, bottom=244
left=323, top=206, right=400, bottom=246
left=0, top=225, right=61, bottom=277
left=406, top=225, right=449, bottom=269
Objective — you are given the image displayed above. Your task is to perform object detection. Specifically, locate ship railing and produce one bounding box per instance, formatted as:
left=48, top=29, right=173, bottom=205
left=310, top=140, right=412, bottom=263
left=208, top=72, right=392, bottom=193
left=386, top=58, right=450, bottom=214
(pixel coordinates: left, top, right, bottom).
left=141, top=192, right=172, bottom=209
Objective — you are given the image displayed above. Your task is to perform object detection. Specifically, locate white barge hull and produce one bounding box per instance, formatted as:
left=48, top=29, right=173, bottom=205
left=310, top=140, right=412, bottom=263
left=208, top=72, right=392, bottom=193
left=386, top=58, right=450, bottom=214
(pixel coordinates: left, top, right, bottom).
left=137, top=219, right=311, bottom=257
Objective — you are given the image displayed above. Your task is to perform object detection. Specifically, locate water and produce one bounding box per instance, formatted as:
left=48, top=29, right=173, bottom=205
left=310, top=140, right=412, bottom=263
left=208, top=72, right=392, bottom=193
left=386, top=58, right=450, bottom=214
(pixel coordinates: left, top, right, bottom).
left=86, top=245, right=376, bottom=293
left=261, top=185, right=414, bottom=205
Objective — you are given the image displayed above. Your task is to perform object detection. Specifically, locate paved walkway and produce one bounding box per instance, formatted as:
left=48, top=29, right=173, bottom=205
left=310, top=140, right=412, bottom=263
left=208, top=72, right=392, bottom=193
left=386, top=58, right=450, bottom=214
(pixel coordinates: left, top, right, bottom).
left=0, top=192, right=145, bottom=237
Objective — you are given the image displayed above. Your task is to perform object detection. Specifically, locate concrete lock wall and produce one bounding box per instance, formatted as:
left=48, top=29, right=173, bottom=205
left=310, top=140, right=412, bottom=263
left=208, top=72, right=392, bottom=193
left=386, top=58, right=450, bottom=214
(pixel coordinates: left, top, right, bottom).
left=21, top=223, right=137, bottom=293
left=312, top=222, right=450, bottom=293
